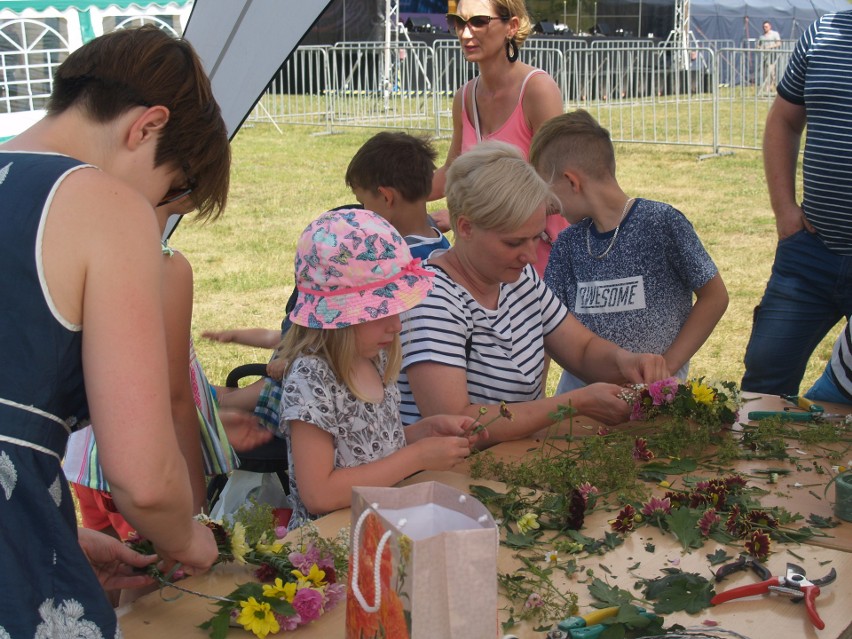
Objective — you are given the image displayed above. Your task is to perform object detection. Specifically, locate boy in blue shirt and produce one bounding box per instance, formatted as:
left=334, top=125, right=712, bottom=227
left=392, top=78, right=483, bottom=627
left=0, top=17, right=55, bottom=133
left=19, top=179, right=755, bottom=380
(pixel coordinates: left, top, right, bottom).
left=531, top=110, right=728, bottom=391
left=346, top=131, right=450, bottom=260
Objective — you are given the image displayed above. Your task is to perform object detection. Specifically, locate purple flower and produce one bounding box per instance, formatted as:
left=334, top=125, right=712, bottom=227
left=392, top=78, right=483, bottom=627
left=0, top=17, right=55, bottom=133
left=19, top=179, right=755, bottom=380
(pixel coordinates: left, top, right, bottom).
left=292, top=587, right=324, bottom=623
left=698, top=508, right=721, bottom=536
left=641, top=496, right=672, bottom=518
left=578, top=482, right=599, bottom=505
left=648, top=377, right=679, bottom=406
left=323, top=582, right=346, bottom=611
left=288, top=545, right=321, bottom=573
left=274, top=612, right=302, bottom=632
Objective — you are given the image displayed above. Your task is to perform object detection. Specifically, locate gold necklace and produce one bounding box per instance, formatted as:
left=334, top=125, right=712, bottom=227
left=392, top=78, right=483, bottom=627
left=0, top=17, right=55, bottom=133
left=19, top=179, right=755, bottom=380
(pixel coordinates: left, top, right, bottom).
left=586, top=197, right=634, bottom=259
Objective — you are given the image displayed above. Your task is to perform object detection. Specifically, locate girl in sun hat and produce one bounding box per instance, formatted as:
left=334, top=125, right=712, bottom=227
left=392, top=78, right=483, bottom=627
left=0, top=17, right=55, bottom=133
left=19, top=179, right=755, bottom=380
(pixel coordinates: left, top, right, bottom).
left=276, top=208, right=481, bottom=529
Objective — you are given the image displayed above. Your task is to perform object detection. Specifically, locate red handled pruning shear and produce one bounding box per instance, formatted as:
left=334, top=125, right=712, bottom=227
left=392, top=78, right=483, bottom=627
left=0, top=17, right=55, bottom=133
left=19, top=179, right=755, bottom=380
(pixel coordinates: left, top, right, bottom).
left=711, top=561, right=837, bottom=630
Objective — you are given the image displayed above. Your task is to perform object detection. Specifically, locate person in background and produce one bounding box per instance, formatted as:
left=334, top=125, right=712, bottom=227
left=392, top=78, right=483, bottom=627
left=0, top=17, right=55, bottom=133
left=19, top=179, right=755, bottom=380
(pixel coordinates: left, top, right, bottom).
left=0, top=25, right=227, bottom=635
left=742, top=10, right=852, bottom=396
left=276, top=209, right=480, bottom=530
left=758, top=20, right=782, bottom=94
left=429, top=0, right=567, bottom=277
left=531, top=110, right=728, bottom=393
left=399, top=141, right=669, bottom=444
left=346, top=131, right=450, bottom=260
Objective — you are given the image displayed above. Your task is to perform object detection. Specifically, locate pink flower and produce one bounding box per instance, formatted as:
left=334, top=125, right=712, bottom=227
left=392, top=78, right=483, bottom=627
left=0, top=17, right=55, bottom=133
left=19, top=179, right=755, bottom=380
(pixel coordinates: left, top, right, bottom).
left=597, top=425, right=611, bottom=436
left=292, top=587, right=324, bottom=623
left=629, top=402, right=646, bottom=421
left=288, top=545, right=321, bottom=573
left=698, top=508, right=721, bottom=536
left=641, top=496, right=672, bottom=517
left=274, top=612, right=302, bottom=632
left=578, top=482, right=600, bottom=505
left=648, top=377, right=679, bottom=405
left=323, top=582, right=346, bottom=611
left=523, top=593, right=543, bottom=610
left=632, top=437, right=655, bottom=461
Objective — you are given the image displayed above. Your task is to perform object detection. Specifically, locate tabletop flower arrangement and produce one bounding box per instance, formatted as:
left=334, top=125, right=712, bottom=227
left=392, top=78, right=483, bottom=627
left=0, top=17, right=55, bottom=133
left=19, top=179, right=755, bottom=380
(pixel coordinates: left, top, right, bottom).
left=126, top=501, right=348, bottom=639
left=621, top=376, right=743, bottom=458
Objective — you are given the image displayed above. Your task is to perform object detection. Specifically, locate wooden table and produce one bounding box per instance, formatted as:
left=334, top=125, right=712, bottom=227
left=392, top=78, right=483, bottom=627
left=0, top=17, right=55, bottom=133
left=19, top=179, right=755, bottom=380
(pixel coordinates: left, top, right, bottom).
left=119, top=394, right=852, bottom=639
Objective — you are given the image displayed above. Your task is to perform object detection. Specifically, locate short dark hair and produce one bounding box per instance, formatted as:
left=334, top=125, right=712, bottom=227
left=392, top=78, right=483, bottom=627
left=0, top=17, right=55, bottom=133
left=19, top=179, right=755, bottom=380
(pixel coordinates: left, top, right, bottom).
left=345, top=131, right=437, bottom=203
left=530, top=109, right=616, bottom=181
left=48, top=25, right=230, bottom=221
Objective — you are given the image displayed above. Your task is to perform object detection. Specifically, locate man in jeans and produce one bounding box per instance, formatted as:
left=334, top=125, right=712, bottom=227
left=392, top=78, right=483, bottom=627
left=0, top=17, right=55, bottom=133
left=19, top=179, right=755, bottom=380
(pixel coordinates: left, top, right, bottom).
left=742, top=11, right=852, bottom=396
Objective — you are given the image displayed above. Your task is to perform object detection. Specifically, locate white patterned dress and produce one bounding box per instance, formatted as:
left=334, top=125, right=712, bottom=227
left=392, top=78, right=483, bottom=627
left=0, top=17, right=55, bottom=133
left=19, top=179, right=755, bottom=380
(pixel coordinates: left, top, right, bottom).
left=278, top=352, right=406, bottom=529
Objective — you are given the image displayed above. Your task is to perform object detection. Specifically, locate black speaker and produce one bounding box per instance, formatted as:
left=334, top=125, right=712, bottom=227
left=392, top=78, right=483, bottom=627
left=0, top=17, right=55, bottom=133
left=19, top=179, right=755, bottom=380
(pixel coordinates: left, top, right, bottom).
left=592, top=22, right=612, bottom=36
left=534, top=20, right=556, bottom=35
left=405, top=16, right=433, bottom=33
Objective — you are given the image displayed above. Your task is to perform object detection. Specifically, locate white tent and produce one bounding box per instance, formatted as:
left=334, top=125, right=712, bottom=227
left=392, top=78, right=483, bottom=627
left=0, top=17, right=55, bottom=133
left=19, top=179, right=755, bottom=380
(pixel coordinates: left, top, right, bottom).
left=182, top=0, right=333, bottom=139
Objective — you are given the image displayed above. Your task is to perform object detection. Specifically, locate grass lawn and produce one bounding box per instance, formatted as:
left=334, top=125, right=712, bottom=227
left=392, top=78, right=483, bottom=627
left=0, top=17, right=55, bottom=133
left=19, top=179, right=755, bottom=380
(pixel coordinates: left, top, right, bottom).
left=179, top=122, right=841, bottom=397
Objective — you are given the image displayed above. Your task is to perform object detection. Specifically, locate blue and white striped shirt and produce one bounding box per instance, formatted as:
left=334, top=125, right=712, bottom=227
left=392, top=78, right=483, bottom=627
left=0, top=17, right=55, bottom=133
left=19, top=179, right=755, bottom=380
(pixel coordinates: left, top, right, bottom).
left=778, top=10, right=852, bottom=255
left=398, top=261, right=567, bottom=425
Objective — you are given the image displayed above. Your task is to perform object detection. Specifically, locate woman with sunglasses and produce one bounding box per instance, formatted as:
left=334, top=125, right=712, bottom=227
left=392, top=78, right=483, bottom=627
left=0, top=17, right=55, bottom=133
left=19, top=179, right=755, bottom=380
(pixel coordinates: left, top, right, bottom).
left=0, top=26, right=229, bottom=636
left=431, top=0, right=567, bottom=276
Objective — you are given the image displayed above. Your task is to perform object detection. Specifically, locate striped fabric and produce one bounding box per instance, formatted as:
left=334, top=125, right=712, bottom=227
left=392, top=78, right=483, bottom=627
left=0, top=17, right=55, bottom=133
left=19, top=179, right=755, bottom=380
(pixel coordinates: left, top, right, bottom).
left=777, top=10, right=852, bottom=255
left=398, top=262, right=567, bottom=425
left=830, top=320, right=852, bottom=401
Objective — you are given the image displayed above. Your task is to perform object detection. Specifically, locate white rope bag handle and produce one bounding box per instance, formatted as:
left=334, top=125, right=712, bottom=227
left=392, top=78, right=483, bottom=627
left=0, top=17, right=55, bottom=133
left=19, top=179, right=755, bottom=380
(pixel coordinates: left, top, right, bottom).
left=350, top=504, right=395, bottom=613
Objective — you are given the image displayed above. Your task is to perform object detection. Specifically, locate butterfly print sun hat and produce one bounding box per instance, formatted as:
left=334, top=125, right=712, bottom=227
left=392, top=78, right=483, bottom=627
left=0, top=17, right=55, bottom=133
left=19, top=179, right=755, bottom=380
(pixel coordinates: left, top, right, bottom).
left=290, top=208, right=434, bottom=329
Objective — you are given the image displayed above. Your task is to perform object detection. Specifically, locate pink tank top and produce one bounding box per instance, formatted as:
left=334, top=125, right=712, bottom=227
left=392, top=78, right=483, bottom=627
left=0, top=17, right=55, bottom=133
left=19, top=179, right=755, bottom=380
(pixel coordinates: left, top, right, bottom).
left=460, top=69, right=569, bottom=277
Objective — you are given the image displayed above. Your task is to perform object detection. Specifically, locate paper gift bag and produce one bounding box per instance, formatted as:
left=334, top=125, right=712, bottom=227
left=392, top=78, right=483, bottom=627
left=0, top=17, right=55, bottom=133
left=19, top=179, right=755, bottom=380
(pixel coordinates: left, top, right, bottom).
left=345, top=481, right=498, bottom=639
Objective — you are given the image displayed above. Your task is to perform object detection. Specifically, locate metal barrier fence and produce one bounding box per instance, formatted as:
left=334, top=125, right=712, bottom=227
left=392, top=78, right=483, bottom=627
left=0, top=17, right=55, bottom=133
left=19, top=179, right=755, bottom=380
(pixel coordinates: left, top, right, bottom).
left=249, top=38, right=793, bottom=156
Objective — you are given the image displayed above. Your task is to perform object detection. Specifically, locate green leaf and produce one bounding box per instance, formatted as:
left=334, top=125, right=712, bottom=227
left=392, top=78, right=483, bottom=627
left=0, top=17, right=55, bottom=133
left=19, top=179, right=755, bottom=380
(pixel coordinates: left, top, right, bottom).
left=600, top=624, right=626, bottom=639
left=807, top=513, right=839, bottom=529
left=268, top=598, right=296, bottom=617
left=588, top=578, right=635, bottom=607
left=469, top=484, right=504, bottom=501
left=637, top=469, right=668, bottom=483
left=603, top=531, right=624, bottom=550
left=706, top=548, right=733, bottom=566
left=644, top=542, right=656, bottom=553
left=665, top=507, right=704, bottom=550
left=504, top=531, right=536, bottom=548
left=501, top=616, right=515, bottom=632
left=198, top=609, right=231, bottom=639
left=642, top=570, right=714, bottom=614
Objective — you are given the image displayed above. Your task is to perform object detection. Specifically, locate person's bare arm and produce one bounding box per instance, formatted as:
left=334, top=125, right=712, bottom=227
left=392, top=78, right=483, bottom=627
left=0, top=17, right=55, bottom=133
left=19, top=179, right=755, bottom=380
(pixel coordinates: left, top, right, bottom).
left=53, top=173, right=216, bottom=572
left=763, top=94, right=811, bottom=239
left=429, top=88, right=464, bottom=202
left=289, top=420, right=471, bottom=515
left=202, top=327, right=281, bottom=349
left=545, top=313, right=669, bottom=385
left=160, top=249, right=206, bottom=513
left=662, top=274, right=729, bottom=375
left=405, top=360, right=632, bottom=446
left=523, top=71, right=564, bottom=132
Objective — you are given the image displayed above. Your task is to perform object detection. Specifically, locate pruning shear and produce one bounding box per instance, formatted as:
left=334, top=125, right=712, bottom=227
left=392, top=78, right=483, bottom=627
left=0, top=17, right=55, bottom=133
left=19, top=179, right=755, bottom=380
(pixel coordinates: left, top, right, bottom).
left=748, top=395, right=847, bottom=422
left=711, top=561, right=837, bottom=630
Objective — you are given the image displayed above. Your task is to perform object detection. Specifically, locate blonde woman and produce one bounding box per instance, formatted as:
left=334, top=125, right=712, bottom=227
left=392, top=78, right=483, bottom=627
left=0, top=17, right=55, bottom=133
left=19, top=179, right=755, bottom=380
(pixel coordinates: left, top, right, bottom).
left=401, top=141, right=669, bottom=444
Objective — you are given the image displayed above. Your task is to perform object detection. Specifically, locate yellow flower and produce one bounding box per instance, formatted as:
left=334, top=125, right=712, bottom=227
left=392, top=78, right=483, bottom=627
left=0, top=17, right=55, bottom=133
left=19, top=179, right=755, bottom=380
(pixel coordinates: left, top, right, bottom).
left=230, top=522, right=250, bottom=564
left=262, top=577, right=297, bottom=602
left=292, top=563, right=326, bottom=588
left=236, top=597, right=280, bottom=639
left=690, top=380, right=716, bottom=405
left=255, top=540, right=285, bottom=554
left=517, top=512, right=540, bottom=534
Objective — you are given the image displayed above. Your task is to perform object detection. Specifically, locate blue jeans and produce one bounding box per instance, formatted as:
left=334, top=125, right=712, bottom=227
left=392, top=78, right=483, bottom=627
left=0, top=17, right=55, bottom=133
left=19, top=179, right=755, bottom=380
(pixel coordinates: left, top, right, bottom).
left=804, top=362, right=852, bottom=406
left=742, top=230, right=852, bottom=396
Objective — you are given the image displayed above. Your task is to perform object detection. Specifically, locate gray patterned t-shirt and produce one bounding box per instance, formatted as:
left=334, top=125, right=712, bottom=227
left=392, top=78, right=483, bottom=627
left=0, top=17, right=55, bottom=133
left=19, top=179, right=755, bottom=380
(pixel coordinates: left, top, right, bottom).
left=278, top=352, right=406, bottom=528
left=544, top=198, right=718, bottom=390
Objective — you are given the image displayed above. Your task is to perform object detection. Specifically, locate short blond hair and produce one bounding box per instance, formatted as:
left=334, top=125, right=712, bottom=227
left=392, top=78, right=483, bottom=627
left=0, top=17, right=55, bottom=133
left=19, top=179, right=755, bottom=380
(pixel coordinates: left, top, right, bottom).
left=446, top=140, right=556, bottom=232
left=278, top=325, right=401, bottom=403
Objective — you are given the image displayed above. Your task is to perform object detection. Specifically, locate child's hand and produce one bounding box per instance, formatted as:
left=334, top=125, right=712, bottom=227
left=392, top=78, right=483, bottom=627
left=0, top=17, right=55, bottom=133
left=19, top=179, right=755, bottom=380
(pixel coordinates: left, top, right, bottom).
left=414, top=436, right=471, bottom=471
left=202, top=329, right=237, bottom=343
left=219, top=408, right=275, bottom=452
left=266, top=354, right=288, bottom=380
left=420, top=414, right=475, bottom=437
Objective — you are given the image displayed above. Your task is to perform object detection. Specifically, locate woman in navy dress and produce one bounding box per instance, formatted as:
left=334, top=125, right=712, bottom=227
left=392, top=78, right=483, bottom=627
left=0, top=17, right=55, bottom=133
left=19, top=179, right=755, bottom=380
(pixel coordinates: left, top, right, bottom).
left=0, top=26, right=230, bottom=637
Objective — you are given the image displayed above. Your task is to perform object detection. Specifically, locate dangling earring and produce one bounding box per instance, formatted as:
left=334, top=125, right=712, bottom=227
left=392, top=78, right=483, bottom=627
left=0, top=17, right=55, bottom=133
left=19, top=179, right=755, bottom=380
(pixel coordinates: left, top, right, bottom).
left=506, top=38, right=519, bottom=62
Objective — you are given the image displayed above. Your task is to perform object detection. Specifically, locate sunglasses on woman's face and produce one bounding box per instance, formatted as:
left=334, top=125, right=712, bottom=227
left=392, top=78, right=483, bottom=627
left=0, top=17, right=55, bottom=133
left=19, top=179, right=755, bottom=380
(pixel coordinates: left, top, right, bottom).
left=445, top=12, right=509, bottom=33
